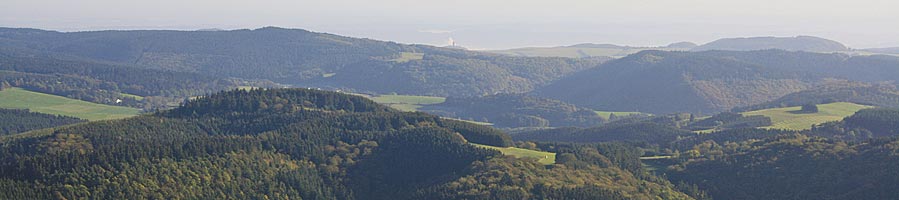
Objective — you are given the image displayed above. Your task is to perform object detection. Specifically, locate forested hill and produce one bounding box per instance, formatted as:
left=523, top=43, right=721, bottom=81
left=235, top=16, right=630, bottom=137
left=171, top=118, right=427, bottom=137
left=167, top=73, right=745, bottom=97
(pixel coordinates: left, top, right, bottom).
left=735, top=80, right=899, bottom=112
left=0, top=109, right=85, bottom=135
left=0, top=88, right=691, bottom=199
left=691, top=36, right=849, bottom=52
left=421, top=94, right=605, bottom=128
left=668, top=134, right=899, bottom=200
left=0, top=27, right=608, bottom=97
left=535, top=50, right=899, bottom=114
left=0, top=47, right=268, bottom=110
left=505, top=106, right=899, bottom=199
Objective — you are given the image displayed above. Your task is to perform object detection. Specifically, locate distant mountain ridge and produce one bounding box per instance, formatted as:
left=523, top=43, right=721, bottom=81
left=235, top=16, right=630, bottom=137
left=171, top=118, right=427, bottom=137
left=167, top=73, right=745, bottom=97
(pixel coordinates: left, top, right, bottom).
left=535, top=50, right=899, bottom=114
left=488, top=42, right=694, bottom=58
left=490, top=35, right=860, bottom=58
left=0, top=27, right=607, bottom=97
left=567, top=43, right=631, bottom=49
left=691, top=36, right=849, bottom=52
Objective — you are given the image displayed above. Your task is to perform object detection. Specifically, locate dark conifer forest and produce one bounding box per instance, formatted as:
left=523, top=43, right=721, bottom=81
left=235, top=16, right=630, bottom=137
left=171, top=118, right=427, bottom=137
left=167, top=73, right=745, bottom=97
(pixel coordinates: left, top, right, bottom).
left=0, top=109, right=85, bottom=135
left=0, top=89, right=691, bottom=199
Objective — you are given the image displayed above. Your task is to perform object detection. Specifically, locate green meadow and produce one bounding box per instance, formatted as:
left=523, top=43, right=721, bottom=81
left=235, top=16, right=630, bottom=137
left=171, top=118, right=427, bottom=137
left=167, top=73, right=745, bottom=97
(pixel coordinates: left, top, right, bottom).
left=368, top=94, right=446, bottom=112
left=0, top=88, right=140, bottom=121
left=473, top=143, right=556, bottom=165
left=742, top=102, right=872, bottom=130
left=390, top=52, right=425, bottom=63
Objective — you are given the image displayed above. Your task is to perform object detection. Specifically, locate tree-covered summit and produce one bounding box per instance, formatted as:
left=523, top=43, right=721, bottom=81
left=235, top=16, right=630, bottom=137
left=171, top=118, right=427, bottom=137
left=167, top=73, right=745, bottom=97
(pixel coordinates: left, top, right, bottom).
left=0, top=88, right=690, bottom=199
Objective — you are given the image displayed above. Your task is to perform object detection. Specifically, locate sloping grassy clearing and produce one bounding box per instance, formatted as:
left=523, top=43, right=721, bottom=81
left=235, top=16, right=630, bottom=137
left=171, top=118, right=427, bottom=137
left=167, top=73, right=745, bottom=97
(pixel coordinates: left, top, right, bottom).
left=368, top=94, right=446, bottom=112
left=390, top=52, right=425, bottom=63
left=742, top=102, right=872, bottom=130
left=0, top=88, right=140, bottom=121
left=472, top=143, right=556, bottom=165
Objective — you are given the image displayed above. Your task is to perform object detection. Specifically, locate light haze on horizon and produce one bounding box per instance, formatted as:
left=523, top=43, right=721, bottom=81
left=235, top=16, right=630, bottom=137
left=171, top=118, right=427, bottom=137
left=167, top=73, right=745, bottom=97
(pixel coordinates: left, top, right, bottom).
left=3, top=0, right=899, bottom=49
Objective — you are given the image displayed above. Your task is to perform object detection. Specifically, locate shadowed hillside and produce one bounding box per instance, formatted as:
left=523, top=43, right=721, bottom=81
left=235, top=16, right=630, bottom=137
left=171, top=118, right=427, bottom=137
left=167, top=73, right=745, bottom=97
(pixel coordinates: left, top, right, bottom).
left=536, top=50, right=899, bottom=114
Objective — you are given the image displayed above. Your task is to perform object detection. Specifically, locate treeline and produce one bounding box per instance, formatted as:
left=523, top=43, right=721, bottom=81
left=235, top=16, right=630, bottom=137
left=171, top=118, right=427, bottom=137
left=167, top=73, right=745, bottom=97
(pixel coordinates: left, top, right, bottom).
left=422, top=94, right=605, bottom=128
left=686, top=112, right=772, bottom=131
left=0, top=53, right=248, bottom=97
left=810, top=108, right=899, bottom=140
left=0, top=88, right=687, bottom=199
left=0, top=71, right=143, bottom=107
left=667, top=134, right=899, bottom=200
left=0, top=109, right=85, bottom=135
left=0, top=51, right=277, bottom=110
left=842, top=108, right=899, bottom=136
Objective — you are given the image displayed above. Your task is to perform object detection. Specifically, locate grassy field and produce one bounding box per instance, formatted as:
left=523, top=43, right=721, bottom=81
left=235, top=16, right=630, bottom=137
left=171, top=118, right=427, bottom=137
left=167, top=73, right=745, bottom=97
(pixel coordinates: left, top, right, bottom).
left=120, top=93, right=145, bottom=101
left=0, top=88, right=140, bottom=121
left=595, top=111, right=646, bottom=120
left=442, top=117, right=494, bottom=126
left=473, top=143, right=556, bottom=165
left=370, top=94, right=445, bottom=104
left=368, top=94, right=446, bottom=112
left=390, top=52, right=425, bottom=63
left=742, top=102, right=872, bottom=130
left=639, top=156, right=673, bottom=160
left=348, top=93, right=497, bottom=125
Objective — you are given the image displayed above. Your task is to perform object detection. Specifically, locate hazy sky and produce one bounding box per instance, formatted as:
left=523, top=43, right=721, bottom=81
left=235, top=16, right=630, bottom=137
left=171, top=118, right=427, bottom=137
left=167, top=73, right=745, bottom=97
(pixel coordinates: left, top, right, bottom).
left=3, top=0, right=899, bottom=49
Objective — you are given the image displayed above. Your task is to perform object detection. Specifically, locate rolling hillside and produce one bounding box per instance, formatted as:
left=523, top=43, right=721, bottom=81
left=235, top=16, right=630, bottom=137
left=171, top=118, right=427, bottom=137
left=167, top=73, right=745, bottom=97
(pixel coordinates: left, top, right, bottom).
left=535, top=50, right=899, bottom=114
left=0, top=27, right=608, bottom=97
left=0, top=48, right=267, bottom=110
left=735, top=81, right=899, bottom=112
left=0, top=88, right=690, bottom=200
